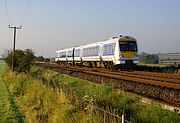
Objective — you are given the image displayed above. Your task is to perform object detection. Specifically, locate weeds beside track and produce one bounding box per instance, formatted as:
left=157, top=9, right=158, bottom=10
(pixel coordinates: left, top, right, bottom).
left=35, top=62, right=180, bottom=107
left=0, top=60, right=25, bottom=123
left=3, top=63, right=180, bottom=123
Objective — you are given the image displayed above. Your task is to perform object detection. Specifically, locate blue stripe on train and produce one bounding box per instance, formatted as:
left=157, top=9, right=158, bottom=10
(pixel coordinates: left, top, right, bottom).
left=57, top=54, right=114, bottom=58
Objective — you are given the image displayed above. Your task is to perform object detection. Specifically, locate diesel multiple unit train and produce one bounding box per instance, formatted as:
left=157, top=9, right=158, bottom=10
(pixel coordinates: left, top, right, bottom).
left=55, top=35, right=139, bottom=69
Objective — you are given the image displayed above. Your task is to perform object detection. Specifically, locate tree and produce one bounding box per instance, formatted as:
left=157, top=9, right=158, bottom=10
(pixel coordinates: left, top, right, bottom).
left=35, top=56, right=50, bottom=62
left=36, top=56, right=45, bottom=61
left=4, top=49, right=35, bottom=72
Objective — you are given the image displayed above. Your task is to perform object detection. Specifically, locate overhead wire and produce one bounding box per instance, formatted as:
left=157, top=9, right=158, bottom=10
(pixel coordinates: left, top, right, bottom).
left=21, top=0, right=31, bottom=26
left=4, top=0, right=10, bottom=25
left=0, top=0, right=3, bottom=22
left=4, top=0, right=11, bottom=50
left=4, top=0, right=32, bottom=51
left=3, top=0, right=32, bottom=53
left=18, top=0, right=31, bottom=49
left=0, top=0, right=2, bottom=15
left=17, top=0, right=31, bottom=51
left=4, top=0, right=31, bottom=26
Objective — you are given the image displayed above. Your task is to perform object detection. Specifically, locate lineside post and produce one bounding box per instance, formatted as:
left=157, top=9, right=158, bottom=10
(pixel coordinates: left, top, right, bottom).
left=9, top=25, right=22, bottom=71
left=122, top=110, right=124, bottom=123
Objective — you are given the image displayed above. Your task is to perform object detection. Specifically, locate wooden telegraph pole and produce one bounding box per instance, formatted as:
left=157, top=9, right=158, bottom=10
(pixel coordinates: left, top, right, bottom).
left=9, top=25, right=22, bottom=71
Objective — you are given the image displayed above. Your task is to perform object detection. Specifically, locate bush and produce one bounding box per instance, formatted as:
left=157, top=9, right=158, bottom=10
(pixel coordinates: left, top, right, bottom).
left=4, top=49, right=35, bottom=73
left=140, top=52, right=159, bottom=64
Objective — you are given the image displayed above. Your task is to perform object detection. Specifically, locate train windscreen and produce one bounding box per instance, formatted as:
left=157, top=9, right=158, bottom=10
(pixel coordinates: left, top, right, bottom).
left=119, top=41, right=137, bottom=51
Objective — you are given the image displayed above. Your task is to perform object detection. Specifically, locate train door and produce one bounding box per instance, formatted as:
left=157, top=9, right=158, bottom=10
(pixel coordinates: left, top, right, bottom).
left=72, top=48, right=75, bottom=66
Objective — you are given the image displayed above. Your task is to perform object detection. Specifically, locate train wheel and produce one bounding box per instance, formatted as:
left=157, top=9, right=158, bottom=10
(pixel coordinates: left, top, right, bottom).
left=89, top=62, right=93, bottom=68
left=93, top=62, right=97, bottom=67
left=110, top=62, right=114, bottom=69
left=57, top=61, right=60, bottom=65
left=100, top=62, right=103, bottom=68
left=103, top=62, right=108, bottom=69
left=107, top=62, right=111, bottom=69
left=114, top=65, right=120, bottom=70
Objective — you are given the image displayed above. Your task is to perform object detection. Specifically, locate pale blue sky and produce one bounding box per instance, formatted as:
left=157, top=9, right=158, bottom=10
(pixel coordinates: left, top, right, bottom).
left=0, top=0, right=180, bottom=57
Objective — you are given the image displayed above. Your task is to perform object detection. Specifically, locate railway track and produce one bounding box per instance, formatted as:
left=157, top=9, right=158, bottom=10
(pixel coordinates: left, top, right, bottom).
left=34, top=62, right=180, bottom=107
left=71, top=66, right=180, bottom=85
left=40, top=62, right=180, bottom=89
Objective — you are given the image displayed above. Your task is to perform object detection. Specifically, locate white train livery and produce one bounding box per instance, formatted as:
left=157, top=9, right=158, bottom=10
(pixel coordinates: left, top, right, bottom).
left=55, top=35, right=139, bottom=68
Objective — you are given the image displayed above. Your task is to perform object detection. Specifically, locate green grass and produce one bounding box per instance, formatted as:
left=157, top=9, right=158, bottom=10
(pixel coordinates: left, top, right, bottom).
left=2, top=65, right=180, bottom=123
left=0, top=60, right=25, bottom=123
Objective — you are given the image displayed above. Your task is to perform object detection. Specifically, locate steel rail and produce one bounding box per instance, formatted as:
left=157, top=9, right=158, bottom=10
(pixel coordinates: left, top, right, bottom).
left=36, top=62, right=180, bottom=90
left=57, top=65, right=180, bottom=84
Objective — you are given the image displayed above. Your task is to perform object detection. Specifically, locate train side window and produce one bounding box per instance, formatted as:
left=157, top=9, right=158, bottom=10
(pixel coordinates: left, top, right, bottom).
left=75, top=49, right=80, bottom=57
left=83, top=46, right=99, bottom=56
left=87, top=48, right=90, bottom=56
left=83, top=48, right=88, bottom=56
left=103, top=43, right=115, bottom=55
left=95, top=46, right=99, bottom=56
left=68, top=50, right=73, bottom=57
left=56, top=52, right=59, bottom=58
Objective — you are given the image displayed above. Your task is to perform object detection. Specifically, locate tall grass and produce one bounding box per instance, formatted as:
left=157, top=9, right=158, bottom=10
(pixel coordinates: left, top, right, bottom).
left=0, top=60, right=26, bottom=123
left=3, top=66, right=180, bottom=123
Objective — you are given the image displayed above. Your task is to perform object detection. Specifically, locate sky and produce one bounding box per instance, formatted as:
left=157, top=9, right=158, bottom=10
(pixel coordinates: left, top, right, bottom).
left=0, top=0, right=180, bottom=57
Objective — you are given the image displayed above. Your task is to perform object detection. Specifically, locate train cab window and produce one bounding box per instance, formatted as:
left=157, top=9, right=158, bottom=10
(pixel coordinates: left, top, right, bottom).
left=119, top=41, right=137, bottom=51
left=60, top=51, right=66, bottom=58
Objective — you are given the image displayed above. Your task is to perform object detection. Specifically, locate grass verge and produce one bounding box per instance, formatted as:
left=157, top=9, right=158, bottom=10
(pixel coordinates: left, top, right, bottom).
left=0, top=60, right=25, bottom=123
left=2, top=65, right=180, bottom=123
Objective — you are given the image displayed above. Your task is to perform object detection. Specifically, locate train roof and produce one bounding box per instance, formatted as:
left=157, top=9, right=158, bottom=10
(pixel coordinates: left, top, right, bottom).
left=56, top=35, right=137, bottom=52
left=118, top=36, right=136, bottom=41
left=81, top=36, right=136, bottom=46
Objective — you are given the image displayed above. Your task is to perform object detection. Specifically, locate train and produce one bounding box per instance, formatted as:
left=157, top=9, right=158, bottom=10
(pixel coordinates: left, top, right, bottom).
left=55, top=35, right=139, bottom=69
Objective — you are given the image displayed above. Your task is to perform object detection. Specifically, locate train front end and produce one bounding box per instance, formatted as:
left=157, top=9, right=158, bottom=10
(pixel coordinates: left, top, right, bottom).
left=116, top=36, right=139, bottom=66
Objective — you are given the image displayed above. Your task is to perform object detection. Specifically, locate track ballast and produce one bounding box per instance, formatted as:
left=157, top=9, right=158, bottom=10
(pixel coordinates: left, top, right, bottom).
left=34, top=62, right=180, bottom=107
